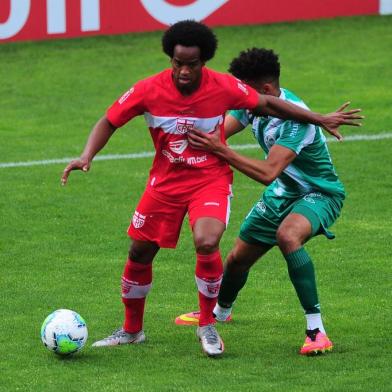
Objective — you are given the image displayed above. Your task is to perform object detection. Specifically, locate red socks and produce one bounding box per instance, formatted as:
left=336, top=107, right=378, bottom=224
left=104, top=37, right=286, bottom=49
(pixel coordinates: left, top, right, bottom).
left=121, top=259, right=152, bottom=334
left=122, top=251, right=223, bottom=331
left=195, top=250, right=223, bottom=326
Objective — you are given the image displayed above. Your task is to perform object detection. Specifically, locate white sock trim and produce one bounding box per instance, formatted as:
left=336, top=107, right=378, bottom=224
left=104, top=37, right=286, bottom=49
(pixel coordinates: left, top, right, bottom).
left=305, top=313, right=326, bottom=334
left=195, top=276, right=222, bottom=298
left=213, top=303, right=232, bottom=321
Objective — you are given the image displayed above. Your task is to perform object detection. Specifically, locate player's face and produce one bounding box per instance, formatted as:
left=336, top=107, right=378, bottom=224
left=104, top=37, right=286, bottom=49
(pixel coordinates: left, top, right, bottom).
left=245, top=79, right=279, bottom=97
left=171, top=45, right=204, bottom=94
left=245, top=79, right=264, bottom=94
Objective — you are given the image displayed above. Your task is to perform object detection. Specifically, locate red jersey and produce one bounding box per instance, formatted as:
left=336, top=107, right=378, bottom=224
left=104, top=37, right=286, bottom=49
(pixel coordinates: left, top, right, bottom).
left=107, top=67, right=259, bottom=201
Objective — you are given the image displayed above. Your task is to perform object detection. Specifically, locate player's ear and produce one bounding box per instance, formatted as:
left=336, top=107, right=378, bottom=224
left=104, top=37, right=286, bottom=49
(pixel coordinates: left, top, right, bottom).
left=263, top=83, right=274, bottom=95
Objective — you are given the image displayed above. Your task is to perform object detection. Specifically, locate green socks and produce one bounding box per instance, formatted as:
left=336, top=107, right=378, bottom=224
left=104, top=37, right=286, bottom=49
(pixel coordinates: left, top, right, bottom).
left=284, top=247, right=320, bottom=314
left=218, top=247, right=321, bottom=316
left=218, top=268, right=249, bottom=307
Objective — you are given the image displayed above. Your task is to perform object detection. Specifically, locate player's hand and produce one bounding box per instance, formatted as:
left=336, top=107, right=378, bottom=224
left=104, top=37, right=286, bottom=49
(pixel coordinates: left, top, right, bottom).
left=188, top=127, right=224, bottom=152
left=320, top=102, right=364, bottom=141
left=61, top=157, right=91, bottom=186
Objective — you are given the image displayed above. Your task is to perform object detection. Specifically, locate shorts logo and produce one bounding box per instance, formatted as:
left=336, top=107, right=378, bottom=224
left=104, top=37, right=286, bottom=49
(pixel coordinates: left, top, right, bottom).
left=204, top=202, right=220, bottom=206
left=132, top=211, right=146, bottom=228
left=303, top=192, right=322, bottom=204
left=176, top=118, right=195, bottom=134
left=256, top=201, right=266, bottom=214
left=169, top=139, right=188, bottom=154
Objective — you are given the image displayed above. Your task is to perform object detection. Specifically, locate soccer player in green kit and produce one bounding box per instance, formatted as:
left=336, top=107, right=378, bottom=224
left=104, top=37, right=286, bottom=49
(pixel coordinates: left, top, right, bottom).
left=183, top=48, right=362, bottom=355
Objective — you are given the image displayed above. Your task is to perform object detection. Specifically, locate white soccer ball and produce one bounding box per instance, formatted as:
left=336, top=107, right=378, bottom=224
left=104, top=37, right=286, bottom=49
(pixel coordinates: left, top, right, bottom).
left=41, top=309, right=88, bottom=355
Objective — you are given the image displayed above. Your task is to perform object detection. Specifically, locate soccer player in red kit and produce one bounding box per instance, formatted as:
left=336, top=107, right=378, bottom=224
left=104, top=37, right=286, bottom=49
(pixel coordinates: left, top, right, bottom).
left=61, top=20, right=362, bottom=357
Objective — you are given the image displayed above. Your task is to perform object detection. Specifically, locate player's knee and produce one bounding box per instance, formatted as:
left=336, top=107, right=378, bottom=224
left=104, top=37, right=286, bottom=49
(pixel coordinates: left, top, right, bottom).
left=128, top=247, right=145, bottom=263
left=128, top=242, right=158, bottom=264
left=276, top=227, right=300, bottom=251
left=194, top=236, right=220, bottom=254
left=226, top=249, right=239, bottom=266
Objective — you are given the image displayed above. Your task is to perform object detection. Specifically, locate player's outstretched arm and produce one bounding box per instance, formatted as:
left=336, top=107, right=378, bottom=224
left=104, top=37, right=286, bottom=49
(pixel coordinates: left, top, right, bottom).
left=61, top=116, right=117, bottom=185
left=188, top=128, right=296, bottom=185
left=253, top=96, right=363, bottom=141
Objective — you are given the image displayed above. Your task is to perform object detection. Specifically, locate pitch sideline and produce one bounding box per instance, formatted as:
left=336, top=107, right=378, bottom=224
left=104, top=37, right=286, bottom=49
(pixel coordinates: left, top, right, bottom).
left=1, top=132, right=391, bottom=169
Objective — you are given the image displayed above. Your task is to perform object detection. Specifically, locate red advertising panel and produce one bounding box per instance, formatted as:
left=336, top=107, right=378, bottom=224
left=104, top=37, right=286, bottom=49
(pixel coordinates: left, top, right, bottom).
left=0, top=0, right=381, bottom=43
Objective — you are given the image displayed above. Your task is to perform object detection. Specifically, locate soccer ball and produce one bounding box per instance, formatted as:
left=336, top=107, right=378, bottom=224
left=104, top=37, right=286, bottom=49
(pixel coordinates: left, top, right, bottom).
left=41, top=309, right=88, bottom=355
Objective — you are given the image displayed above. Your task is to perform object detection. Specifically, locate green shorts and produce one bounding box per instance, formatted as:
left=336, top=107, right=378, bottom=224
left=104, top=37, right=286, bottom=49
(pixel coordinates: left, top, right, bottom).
left=239, top=190, right=344, bottom=246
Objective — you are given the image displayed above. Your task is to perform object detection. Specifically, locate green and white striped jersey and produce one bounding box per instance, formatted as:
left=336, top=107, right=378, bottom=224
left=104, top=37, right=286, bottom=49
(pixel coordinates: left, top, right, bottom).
left=230, top=88, right=345, bottom=199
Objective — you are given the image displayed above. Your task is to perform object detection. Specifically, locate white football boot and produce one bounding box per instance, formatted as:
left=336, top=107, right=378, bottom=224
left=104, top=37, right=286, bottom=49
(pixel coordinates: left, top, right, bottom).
left=92, top=328, right=145, bottom=347
left=197, top=324, right=224, bottom=357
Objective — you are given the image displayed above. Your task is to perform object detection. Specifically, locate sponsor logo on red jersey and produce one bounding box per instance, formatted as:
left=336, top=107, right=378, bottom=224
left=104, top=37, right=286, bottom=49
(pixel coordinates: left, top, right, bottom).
left=169, top=139, right=188, bottom=154
left=187, top=155, right=207, bottom=165
left=119, top=87, right=135, bottom=104
left=162, top=150, right=185, bottom=163
left=237, top=81, right=249, bottom=95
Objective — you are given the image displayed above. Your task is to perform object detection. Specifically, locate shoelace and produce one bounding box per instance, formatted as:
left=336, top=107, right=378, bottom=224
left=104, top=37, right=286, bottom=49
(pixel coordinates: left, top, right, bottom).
left=203, top=326, right=219, bottom=344
left=106, top=328, right=126, bottom=340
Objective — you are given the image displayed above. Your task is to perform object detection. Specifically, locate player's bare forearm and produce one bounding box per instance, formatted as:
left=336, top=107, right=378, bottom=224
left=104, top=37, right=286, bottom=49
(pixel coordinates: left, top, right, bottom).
left=213, top=143, right=297, bottom=185
left=189, top=129, right=278, bottom=185
left=214, top=145, right=277, bottom=185
left=80, top=116, right=117, bottom=161
left=188, top=129, right=296, bottom=185
left=253, top=96, right=363, bottom=141
left=253, top=95, right=322, bottom=124
left=61, top=116, right=117, bottom=185
left=218, top=148, right=270, bottom=183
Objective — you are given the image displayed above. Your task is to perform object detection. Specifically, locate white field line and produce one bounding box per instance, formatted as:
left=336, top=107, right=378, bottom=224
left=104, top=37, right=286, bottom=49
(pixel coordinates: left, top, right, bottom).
left=1, top=132, right=391, bottom=169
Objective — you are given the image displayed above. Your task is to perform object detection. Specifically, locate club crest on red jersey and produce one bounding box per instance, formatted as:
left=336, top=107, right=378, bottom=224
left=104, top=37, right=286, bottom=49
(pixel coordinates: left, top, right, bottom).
left=132, top=211, right=146, bottom=228
left=176, top=118, right=195, bottom=134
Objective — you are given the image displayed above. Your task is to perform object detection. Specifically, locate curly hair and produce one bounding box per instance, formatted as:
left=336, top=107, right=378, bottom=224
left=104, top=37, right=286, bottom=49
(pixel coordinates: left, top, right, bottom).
left=229, top=48, right=280, bottom=83
left=162, top=20, right=217, bottom=62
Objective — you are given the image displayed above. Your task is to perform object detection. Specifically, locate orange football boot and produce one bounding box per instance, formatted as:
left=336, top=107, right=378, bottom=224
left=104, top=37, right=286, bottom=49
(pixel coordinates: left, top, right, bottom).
left=175, top=311, right=232, bottom=326
left=300, top=328, right=333, bottom=355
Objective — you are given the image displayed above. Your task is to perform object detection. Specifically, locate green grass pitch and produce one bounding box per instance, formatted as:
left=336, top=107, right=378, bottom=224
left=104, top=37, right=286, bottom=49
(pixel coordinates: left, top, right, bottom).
left=0, top=15, right=391, bottom=392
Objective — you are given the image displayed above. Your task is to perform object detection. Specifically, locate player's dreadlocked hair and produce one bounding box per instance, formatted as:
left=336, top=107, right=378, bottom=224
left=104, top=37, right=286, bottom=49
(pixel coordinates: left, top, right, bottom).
left=162, top=20, right=217, bottom=62
left=229, top=48, right=280, bottom=83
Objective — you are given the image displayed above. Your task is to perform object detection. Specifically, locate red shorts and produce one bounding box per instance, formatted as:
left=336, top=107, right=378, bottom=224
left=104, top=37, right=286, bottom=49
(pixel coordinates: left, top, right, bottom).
left=128, top=182, right=233, bottom=248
